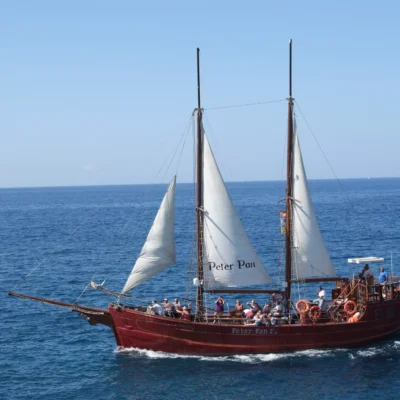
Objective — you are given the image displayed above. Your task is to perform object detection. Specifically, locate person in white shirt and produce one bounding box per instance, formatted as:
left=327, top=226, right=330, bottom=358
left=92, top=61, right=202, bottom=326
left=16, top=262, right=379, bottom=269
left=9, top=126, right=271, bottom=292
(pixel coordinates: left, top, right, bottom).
left=151, top=300, right=163, bottom=316
left=173, top=298, right=182, bottom=311
left=269, top=302, right=285, bottom=325
left=314, top=286, right=325, bottom=308
left=270, top=300, right=285, bottom=317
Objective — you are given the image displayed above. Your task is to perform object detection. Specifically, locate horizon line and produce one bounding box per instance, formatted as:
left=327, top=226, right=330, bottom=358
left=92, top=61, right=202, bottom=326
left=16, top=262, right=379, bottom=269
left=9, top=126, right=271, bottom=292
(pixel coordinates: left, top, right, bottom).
left=0, top=176, right=399, bottom=190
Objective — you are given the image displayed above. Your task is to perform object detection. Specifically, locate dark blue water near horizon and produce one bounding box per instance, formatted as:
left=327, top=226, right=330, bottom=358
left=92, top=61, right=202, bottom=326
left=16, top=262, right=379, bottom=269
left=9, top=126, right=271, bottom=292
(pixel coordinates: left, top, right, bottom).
left=1, top=179, right=400, bottom=399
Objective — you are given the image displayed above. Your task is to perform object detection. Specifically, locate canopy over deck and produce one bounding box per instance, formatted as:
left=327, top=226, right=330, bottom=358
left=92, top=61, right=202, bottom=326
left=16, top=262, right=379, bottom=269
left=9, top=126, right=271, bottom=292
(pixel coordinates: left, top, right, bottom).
left=348, top=256, right=384, bottom=264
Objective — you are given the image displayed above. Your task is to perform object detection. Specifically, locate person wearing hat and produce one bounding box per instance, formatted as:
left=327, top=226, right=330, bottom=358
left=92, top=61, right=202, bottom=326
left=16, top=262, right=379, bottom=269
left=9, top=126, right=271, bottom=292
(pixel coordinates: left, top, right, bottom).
left=173, top=298, right=182, bottom=311
left=163, top=298, right=173, bottom=317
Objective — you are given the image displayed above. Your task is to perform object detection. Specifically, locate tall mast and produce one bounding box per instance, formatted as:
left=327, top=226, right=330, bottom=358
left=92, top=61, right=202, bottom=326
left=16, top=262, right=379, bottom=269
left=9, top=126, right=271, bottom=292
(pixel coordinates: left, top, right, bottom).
left=196, top=47, right=204, bottom=315
left=285, top=39, right=294, bottom=302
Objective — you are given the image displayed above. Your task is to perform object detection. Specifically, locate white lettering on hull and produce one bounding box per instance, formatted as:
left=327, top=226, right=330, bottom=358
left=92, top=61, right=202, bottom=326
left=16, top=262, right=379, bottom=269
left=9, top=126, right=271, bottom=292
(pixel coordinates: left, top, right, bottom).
left=231, top=328, right=278, bottom=335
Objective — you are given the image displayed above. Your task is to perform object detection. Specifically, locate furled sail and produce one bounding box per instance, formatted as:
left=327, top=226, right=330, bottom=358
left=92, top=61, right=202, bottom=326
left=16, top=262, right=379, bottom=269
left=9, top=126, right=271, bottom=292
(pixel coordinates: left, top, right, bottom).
left=202, top=134, right=272, bottom=288
left=291, top=120, right=337, bottom=280
left=121, top=177, right=176, bottom=293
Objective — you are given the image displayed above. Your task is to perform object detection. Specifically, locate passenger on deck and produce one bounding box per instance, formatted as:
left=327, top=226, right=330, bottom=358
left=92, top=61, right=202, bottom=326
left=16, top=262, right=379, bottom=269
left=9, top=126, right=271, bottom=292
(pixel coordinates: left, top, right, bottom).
left=271, top=293, right=278, bottom=305
left=270, top=299, right=285, bottom=317
left=213, top=296, right=225, bottom=323
left=314, top=286, right=325, bottom=308
left=271, top=293, right=288, bottom=310
left=378, top=268, right=389, bottom=285
left=163, top=298, right=174, bottom=317
left=173, top=298, right=182, bottom=311
left=249, top=310, right=266, bottom=326
left=151, top=300, right=163, bottom=316
left=362, top=264, right=374, bottom=289
left=246, top=299, right=261, bottom=318
left=378, top=267, right=390, bottom=298
left=262, top=303, right=271, bottom=314
left=181, top=306, right=190, bottom=321
left=234, top=300, right=244, bottom=316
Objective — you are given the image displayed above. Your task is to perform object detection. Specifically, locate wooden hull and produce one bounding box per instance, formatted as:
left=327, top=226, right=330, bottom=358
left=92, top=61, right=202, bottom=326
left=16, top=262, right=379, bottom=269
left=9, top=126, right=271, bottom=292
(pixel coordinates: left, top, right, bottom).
left=109, top=299, right=400, bottom=354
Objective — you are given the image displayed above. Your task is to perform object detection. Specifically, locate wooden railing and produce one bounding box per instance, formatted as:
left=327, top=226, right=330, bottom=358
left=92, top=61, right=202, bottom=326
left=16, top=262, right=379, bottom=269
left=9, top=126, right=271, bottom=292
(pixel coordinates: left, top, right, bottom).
left=325, top=279, right=367, bottom=322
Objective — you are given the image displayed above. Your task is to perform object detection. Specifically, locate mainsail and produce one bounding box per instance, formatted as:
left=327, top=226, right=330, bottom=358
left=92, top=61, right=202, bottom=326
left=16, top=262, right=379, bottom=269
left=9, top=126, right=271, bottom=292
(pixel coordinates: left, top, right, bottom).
left=291, top=120, right=337, bottom=280
left=202, top=134, right=272, bottom=288
left=122, top=177, right=177, bottom=293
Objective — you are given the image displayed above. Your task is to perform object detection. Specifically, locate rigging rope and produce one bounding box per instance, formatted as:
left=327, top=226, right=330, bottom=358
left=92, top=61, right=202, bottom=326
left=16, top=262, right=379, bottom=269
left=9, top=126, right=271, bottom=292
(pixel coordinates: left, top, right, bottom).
left=294, top=100, right=359, bottom=215
left=204, top=99, right=286, bottom=111
left=293, top=100, right=374, bottom=279
left=175, top=118, right=192, bottom=175
left=159, top=115, right=193, bottom=181
left=75, top=114, right=194, bottom=303
left=202, top=113, right=231, bottom=182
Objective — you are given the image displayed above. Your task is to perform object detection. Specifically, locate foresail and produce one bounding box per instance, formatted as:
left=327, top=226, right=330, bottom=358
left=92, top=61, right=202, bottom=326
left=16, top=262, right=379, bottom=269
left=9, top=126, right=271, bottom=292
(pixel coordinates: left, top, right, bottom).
left=122, top=177, right=176, bottom=293
left=202, top=134, right=272, bottom=288
left=291, top=121, right=337, bottom=280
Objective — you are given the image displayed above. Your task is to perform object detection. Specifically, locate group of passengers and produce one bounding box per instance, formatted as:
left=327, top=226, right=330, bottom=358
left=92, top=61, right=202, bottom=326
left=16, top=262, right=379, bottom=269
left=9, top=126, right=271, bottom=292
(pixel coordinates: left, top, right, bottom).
left=359, top=264, right=394, bottom=298
left=359, top=264, right=390, bottom=287
left=148, top=287, right=330, bottom=325
left=214, top=294, right=287, bottom=326
left=149, top=298, right=190, bottom=320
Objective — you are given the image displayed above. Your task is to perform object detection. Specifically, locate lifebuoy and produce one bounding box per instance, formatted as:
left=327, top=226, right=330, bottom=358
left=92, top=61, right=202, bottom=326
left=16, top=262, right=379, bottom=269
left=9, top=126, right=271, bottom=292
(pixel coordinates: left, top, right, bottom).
left=309, top=305, right=321, bottom=321
left=344, top=300, right=357, bottom=316
left=296, top=300, right=310, bottom=313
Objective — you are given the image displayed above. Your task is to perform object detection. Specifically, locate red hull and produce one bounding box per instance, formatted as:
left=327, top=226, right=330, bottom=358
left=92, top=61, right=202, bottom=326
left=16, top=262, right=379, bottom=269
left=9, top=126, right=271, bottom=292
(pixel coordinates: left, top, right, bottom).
left=109, top=299, right=400, bottom=355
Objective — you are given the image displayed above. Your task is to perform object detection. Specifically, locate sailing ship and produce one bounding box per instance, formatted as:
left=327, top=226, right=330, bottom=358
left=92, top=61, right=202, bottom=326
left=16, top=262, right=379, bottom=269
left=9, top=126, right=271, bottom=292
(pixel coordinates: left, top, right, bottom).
left=9, top=41, right=400, bottom=354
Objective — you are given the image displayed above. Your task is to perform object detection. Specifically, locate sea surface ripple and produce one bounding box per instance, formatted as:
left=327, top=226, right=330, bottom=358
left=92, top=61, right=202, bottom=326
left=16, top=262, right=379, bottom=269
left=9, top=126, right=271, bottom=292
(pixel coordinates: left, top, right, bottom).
left=1, top=179, right=400, bottom=399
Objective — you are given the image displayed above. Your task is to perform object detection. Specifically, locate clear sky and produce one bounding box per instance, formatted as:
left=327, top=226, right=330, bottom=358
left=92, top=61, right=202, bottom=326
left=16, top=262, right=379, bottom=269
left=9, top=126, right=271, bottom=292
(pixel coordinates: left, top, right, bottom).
left=1, top=1, right=399, bottom=188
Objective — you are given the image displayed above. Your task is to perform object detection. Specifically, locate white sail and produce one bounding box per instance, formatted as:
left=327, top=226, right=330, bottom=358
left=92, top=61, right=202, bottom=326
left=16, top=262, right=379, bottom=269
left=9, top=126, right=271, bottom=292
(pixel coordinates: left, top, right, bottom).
left=291, top=121, right=337, bottom=280
left=122, top=177, right=176, bottom=293
left=202, top=134, right=272, bottom=288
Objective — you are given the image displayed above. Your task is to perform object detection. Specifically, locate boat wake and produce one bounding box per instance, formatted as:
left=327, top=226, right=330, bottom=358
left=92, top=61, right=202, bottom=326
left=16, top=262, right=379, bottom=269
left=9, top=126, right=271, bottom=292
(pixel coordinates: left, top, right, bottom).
left=352, top=340, right=400, bottom=358
left=115, top=341, right=400, bottom=363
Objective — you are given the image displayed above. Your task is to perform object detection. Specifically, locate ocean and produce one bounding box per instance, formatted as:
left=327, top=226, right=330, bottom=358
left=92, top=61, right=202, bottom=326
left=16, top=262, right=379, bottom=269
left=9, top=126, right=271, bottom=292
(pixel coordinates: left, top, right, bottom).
left=1, top=179, right=400, bottom=399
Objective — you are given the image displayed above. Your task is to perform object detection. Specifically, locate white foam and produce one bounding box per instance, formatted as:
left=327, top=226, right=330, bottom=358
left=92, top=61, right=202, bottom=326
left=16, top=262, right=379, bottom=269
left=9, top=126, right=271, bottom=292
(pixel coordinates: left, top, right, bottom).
left=115, top=346, right=343, bottom=363
left=115, top=340, right=400, bottom=362
left=232, top=353, right=291, bottom=363
left=353, top=340, right=400, bottom=358
left=115, top=347, right=201, bottom=360
left=356, top=349, right=380, bottom=357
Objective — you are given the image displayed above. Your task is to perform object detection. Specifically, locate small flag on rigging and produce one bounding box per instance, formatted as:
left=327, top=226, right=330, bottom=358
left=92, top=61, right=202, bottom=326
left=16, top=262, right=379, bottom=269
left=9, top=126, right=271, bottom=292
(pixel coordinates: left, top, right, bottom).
left=280, top=211, right=286, bottom=234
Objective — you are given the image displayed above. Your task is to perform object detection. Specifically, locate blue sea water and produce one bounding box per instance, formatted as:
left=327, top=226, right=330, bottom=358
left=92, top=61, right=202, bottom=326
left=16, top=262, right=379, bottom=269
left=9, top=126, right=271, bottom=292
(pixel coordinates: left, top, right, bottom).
left=1, top=179, right=400, bottom=400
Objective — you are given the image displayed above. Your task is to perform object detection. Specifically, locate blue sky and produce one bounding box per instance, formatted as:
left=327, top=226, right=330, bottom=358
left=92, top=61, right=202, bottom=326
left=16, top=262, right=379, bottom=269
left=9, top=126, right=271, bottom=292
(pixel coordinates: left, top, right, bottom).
left=1, top=1, right=399, bottom=187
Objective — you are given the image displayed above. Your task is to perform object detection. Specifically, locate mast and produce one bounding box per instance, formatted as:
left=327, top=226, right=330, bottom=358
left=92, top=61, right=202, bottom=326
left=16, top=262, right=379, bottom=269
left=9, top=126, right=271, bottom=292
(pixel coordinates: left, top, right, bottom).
left=196, top=47, right=204, bottom=315
left=285, top=39, right=294, bottom=302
